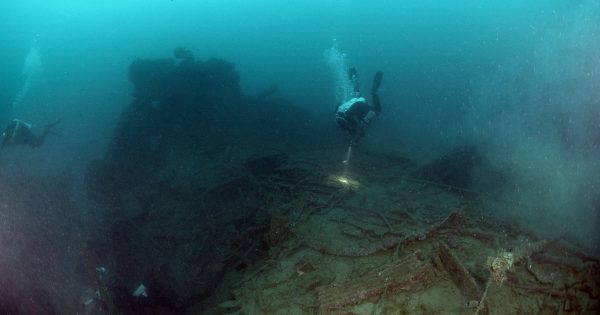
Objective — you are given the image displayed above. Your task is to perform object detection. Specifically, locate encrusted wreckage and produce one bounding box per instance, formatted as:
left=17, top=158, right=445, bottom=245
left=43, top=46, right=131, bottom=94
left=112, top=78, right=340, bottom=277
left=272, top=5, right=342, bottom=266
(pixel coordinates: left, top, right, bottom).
left=211, top=150, right=600, bottom=315
left=83, top=49, right=599, bottom=314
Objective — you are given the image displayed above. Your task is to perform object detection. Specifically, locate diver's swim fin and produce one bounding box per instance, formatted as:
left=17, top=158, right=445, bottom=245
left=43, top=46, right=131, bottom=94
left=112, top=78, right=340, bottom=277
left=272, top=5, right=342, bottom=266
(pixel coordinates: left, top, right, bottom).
left=371, top=71, right=383, bottom=95
left=43, top=119, right=61, bottom=136
left=45, top=119, right=61, bottom=129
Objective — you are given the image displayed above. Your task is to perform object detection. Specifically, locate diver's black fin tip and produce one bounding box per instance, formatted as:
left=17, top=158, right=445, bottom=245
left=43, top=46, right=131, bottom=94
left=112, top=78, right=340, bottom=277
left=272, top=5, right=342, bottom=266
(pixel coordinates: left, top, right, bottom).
left=372, top=71, right=383, bottom=94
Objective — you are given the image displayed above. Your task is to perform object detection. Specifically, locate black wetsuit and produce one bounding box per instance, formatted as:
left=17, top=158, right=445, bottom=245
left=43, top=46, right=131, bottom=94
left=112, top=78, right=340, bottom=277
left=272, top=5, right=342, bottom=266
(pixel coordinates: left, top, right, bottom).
left=335, top=69, right=382, bottom=141
left=1, top=119, right=59, bottom=148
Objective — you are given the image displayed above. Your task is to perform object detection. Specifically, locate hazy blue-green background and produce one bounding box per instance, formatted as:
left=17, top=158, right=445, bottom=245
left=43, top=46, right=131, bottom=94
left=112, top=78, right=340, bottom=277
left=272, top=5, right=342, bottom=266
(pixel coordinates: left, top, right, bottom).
left=1, top=0, right=599, bottom=249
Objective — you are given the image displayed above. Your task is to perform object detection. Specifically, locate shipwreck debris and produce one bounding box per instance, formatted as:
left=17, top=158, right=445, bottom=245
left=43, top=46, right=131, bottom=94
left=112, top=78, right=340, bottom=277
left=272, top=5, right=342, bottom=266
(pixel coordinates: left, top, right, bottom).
left=438, top=242, right=482, bottom=301
left=316, top=251, right=436, bottom=313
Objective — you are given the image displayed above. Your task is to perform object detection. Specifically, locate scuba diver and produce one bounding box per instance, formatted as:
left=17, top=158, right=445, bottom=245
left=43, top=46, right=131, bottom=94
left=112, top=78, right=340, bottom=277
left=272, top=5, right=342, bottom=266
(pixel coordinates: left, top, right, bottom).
left=335, top=68, right=383, bottom=144
left=1, top=119, right=60, bottom=149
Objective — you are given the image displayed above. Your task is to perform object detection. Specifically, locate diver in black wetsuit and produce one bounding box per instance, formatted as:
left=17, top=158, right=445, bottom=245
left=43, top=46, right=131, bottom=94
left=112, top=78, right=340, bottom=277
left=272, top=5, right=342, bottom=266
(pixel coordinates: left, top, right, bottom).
left=335, top=68, right=383, bottom=144
left=1, top=119, right=60, bottom=148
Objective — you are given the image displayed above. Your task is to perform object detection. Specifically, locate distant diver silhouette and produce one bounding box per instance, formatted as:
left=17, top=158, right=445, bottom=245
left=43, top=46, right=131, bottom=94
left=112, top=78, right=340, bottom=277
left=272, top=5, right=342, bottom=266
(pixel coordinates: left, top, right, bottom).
left=1, top=119, right=60, bottom=148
